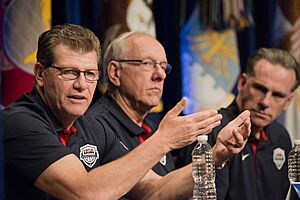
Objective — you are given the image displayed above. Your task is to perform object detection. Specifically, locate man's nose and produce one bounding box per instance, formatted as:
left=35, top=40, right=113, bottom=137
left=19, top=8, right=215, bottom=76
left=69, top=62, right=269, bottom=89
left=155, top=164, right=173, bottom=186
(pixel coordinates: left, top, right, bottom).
left=260, top=92, right=272, bottom=108
left=153, top=63, right=167, bottom=80
left=73, top=72, right=88, bottom=89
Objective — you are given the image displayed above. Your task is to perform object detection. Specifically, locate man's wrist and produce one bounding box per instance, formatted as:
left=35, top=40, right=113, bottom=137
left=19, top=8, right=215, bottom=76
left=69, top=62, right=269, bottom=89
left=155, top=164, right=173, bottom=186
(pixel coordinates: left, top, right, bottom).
left=212, top=145, right=230, bottom=167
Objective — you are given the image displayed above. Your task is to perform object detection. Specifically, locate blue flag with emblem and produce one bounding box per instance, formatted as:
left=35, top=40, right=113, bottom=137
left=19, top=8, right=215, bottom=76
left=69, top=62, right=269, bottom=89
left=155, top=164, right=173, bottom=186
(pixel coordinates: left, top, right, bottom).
left=180, top=4, right=240, bottom=114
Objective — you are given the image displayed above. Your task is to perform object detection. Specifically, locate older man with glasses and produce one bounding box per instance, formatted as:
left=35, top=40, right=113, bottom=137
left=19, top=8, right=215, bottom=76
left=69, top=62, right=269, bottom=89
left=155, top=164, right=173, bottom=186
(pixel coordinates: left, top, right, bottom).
left=86, top=31, right=253, bottom=199
left=3, top=25, right=251, bottom=200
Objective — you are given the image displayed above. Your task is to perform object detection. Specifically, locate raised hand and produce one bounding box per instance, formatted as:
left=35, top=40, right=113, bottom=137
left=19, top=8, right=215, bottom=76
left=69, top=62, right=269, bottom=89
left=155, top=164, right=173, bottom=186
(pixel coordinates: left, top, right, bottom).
left=154, top=98, right=223, bottom=151
left=213, top=110, right=251, bottom=165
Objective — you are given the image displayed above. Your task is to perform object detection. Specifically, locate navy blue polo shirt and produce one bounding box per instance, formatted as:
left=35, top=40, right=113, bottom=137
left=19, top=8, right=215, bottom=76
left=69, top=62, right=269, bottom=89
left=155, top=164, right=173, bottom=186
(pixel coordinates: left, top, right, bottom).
left=3, top=88, right=127, bottom=199
left=86, top=93, right=175, bottom=176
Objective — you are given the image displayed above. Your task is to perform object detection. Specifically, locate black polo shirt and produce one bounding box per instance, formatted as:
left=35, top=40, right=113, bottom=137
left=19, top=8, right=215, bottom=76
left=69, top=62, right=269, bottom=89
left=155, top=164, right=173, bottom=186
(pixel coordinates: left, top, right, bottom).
left=174, top=100, right=292, bottom=200
left=86, top=93, right=175, bottom=176
left=3, top=88, right=127, bottom=199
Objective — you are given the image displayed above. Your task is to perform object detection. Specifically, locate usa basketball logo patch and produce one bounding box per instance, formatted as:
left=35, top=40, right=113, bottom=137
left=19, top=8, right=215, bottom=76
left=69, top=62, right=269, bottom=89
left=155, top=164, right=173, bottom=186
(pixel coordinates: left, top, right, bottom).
left=80, top=144, right=99, bottom=168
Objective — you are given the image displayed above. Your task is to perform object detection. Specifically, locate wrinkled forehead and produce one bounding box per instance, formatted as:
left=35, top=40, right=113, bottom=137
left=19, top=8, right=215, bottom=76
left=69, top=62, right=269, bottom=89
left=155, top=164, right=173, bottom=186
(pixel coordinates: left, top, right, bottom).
left=122, top=34, right=167, bottom=60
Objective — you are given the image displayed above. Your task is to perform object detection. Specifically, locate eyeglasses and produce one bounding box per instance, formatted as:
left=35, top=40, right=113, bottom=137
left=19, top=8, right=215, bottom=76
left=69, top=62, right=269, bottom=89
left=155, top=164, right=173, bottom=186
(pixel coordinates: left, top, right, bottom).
left=114, top=58, right=172, bottom=74
left=45, top=65, right=99, bottom=82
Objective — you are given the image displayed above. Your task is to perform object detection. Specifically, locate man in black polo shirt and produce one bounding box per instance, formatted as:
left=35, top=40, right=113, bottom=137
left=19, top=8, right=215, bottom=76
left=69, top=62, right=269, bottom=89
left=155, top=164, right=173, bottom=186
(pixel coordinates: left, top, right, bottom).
left=3, top=24, right=251, bottom=199
left=88, top=92, right=174, bottom=176
left=86, top=31, right=253, bottom=199
left=175, top=48, right=300, bottom=200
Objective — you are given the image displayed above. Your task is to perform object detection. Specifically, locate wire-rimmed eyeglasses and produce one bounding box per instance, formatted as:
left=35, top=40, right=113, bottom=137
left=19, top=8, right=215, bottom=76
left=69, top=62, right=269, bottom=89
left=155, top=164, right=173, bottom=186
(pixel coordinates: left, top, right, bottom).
left=43, top=65, right=99, bottom=82
left=114, top=58, right=172, bottom=74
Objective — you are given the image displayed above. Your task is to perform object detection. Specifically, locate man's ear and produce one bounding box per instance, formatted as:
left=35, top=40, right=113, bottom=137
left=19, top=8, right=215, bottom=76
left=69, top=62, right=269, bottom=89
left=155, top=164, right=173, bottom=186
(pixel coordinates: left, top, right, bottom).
left=107, top=61, right=121, bottom=87
left=34, top=63, right=45, bottom=87
left=237, top=73, right=247, bottom=94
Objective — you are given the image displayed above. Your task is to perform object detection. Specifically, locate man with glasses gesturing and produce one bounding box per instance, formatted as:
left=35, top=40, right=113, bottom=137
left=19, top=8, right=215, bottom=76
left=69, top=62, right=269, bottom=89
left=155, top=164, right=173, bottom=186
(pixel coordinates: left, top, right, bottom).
left=85, top=31, right=251, bottom=199
left=87, top=32, right=176, bottom=177
left=3, top=25, right=250, bottom=199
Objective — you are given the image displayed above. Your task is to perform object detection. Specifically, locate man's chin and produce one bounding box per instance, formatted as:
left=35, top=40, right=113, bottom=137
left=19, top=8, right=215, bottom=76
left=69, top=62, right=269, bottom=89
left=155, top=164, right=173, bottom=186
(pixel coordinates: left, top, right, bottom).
left=66, top=107, right=88, bottom=118
left=251, top=118, right=271, bottom=129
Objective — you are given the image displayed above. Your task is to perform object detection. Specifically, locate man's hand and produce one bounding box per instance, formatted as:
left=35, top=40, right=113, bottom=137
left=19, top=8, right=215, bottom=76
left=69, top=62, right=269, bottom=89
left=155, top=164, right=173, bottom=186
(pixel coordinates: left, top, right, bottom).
left=213, top=110, right=251, bottom=166
left=155, top=98, right=223, bottom=151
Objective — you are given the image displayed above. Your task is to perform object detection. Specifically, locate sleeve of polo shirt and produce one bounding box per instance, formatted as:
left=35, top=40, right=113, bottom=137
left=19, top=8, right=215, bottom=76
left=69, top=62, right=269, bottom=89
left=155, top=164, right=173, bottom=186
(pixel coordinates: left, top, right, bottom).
left=3, top=112, right=72, bottom=184
left=88, top=118, right=129, bottom=165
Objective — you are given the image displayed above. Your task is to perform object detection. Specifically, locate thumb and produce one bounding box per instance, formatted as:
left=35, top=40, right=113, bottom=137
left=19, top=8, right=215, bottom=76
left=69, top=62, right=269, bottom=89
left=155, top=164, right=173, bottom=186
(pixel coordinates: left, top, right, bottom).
left=165, top=97, right=187, bottom=118
left=229, top=110, right=250, bottom=127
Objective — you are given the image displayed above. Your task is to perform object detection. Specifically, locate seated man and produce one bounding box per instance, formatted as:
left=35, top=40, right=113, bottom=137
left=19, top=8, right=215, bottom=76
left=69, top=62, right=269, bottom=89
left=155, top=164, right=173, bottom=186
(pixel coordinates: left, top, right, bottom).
left=86, top=31, right=251, bottom=199
left=3, top=24, right=250, bottom=200
left=175, top=48, right=300, bottom=200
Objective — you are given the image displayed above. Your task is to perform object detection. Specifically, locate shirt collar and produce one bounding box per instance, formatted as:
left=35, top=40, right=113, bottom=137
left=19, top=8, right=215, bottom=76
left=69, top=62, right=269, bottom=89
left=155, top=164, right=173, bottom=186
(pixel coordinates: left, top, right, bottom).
left=32, top=88, right=67, bottom=133
left=98, top=93, right=152, bottom=136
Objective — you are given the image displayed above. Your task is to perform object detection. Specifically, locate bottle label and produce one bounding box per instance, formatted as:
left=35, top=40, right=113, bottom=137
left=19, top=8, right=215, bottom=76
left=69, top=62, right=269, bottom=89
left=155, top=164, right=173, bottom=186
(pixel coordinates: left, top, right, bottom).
left=273, top=147, right=285, bottom=170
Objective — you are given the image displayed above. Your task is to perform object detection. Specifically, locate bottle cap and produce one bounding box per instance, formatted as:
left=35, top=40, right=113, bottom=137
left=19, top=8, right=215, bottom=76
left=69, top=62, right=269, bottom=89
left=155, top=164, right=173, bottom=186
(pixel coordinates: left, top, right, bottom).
left=294, top=140, right=300, bottom=145
left=197, top=135, right=208, bottom=141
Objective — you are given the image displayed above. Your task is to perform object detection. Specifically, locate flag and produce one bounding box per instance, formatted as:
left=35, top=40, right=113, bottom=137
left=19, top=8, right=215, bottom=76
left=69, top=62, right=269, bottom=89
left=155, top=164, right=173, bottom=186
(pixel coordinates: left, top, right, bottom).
left=1, top=0, right=51, bottom=107
left=180, top=3, right=240, bottom=114
left=273, top=0, right=300, bottom=141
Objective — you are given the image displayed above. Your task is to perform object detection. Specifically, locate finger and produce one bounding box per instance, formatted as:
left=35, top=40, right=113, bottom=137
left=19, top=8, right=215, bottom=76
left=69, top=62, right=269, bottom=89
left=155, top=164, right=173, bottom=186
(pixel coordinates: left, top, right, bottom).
left=165, top=97, right=187, bottom=118
left=182, top=109, right=219, bottom=122
left=193, top=113, right=222, bottom=130
left=219, top=131, right=244, bottom=154
left=195, top=119, right=222, bottom=137
left=204, top=120, right=221, bottom=134
left=219, top=128, right=241, bottom=147
left=241, top=119, right=251, bottom=139
left=232, top=128, right=244, bottom=147
left=228, top=110, right=250, bottom=127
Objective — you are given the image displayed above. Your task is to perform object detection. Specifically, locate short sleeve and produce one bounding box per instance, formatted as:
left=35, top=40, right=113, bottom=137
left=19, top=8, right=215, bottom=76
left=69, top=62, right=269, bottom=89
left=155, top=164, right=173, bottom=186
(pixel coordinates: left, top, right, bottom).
left=87, top=117, right=129, bottom=165
left=3, top=112, right=71, bottom=184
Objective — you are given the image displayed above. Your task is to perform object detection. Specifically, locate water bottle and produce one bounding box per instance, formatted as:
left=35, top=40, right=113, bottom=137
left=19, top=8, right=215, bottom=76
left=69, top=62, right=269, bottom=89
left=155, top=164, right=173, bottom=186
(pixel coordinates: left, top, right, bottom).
left=192, top=135, right=216, bottom=200
left=288, top=140, right=300, bottom=183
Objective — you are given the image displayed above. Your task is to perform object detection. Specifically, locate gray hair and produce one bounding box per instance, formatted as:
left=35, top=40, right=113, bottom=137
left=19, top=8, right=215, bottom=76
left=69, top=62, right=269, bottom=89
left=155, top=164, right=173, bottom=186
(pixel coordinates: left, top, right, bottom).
left=246, top=48, right=300, bottom=91
left=102, top=31, right=152, bottom=80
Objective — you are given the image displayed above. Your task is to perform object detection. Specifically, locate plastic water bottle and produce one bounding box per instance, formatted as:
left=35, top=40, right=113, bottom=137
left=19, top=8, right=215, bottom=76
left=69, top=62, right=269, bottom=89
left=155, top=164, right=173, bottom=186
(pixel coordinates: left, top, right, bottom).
left=288, top=140, right=300, bottom=183
left=192, top=135, right=216, bottom=200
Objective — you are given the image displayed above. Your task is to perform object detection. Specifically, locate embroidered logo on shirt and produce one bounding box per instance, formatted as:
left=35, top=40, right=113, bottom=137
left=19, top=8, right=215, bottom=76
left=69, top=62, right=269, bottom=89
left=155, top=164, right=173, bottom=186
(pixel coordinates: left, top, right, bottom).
left=159, top=155, right=167, bottom=166
left=119, top=141, right=129, bottom=151
left=241, top=153, right=250, bottom=161
left=80, top=144, right=99, bottom=168
left=273, top=148, right=285, bottom=170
